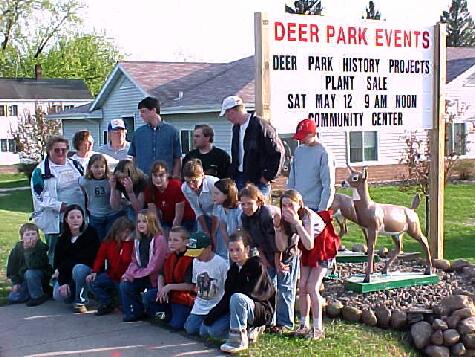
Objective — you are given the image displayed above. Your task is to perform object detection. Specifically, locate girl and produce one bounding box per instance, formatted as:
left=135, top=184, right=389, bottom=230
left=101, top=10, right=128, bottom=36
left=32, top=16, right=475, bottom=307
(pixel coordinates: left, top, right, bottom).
left=239, top=184, right=298, bottom=332
left=202, top=230, right=275, bottom=354
left=211, top=178, right=242, bottom=261
left=144, top=160, right=196, bottom=234
left=53, top=204, right=100, bottom=313
left=110, top=160, right=146, bottom=223
left=119, top=209, right=168, bottom=322
left=79, top=154, right=125, bottom=241
left=274, top=189, right=339, bottom=340
left=86, top=216, right=135, bottom=316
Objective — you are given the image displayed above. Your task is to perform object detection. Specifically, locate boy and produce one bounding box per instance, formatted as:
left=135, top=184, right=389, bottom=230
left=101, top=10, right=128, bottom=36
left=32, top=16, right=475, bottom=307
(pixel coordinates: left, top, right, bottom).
left=184, top=231, right=228, bottom=336
left=7, top=223, right=52, bottom=306
left=143, top=226, right=196, bottom=329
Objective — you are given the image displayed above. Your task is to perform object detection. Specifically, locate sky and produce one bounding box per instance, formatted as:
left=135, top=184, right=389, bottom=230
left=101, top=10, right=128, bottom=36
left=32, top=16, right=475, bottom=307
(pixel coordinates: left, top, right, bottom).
left=79, top=0, right=473, bottom=63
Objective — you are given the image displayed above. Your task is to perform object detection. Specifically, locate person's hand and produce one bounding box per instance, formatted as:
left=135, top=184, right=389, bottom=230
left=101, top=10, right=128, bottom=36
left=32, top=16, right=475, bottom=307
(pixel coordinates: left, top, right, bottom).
left=276, top=260, right=290, bottom=274
left=86, top=273, right=96, bottom=284
left=273, top=212, right=282, bottom=229
left=156, top=285, right=171, bottom=303
left=121, top=274, right=132, bottom=282
left=282, top=207, right=299, bottom=225
left=109, top=175, right=117, bottom=189
left=260, top=176, right=268, bottom=185
left=12, top=284, right=21, bottom=293
left=59, top=284, right=70, bottom=297
left=122, top=177, right=134, bottom=194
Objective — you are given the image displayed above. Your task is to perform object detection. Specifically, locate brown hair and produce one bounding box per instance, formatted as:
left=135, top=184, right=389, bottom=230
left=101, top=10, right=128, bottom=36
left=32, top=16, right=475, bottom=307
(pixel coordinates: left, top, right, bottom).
left=170, top=226, right=189, bottom=241
left=19, top=223, right=39, bottom=239
left=85, top=154, right=110, bottom=180
left=214, top=178, right=239, bottom=209
left=183, top=158, right=204, bottom=178
left=104, top=216, right=134, bottom=249
left=195, top=124, right=214, bottom=143
left=279, top=189, right=308, bottom=237
left=73, top=130, right=93, bottom=151
left=228, top=229, right=251, bottom=248
left=238, top=184, right=265, bottom=207
left=46, top=136, right=69, bottom=153
left=136, top=209, right=162, bottom=238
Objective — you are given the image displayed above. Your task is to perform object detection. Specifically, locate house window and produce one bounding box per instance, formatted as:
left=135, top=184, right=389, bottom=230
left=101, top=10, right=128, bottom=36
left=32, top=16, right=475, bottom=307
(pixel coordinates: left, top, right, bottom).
left=349, top=131, right=378, bottom=163
left=8, top=105, right=18, bottom=116
left=0, top=105, right=6, bottom=116
left=0, top=139, right=7, bottom=152
left=180, top=129, right=193, bottom=155
left=63, top=105, right=74, bottom=110
left=122, top=117, right=135, bottom=142
left=446, top=122, right=467, bottom=156
left=8, top=139, right=16, bottom=153
left=49, top=105, right=62, bottom=113
left=103, top=131, right=108, bottom=145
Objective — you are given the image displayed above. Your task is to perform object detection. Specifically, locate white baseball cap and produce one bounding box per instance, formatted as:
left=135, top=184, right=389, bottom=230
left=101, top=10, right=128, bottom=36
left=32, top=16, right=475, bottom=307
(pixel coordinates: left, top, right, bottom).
left=108, top=118, right=126, bottom=131
left=219, top=96, right=243, bottom=116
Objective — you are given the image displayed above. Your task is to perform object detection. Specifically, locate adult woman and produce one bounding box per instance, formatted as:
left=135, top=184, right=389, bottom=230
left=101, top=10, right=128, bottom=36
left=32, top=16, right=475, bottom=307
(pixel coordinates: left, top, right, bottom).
left=71, top=130, right=98, bottom=169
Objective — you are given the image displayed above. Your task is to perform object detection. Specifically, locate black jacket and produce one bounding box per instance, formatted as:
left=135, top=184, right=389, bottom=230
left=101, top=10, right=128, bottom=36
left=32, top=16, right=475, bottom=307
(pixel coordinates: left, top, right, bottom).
left=230, top=113, right=284, bottom=184
left=54, top=225, right=100, bottom=285
left=7, top=240, right=52, bottom=285
left=204, top=256, right=275, bottom=327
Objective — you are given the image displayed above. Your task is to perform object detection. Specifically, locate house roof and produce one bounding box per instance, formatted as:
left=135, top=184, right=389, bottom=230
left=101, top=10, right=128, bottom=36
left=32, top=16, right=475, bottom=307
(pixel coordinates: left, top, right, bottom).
left=0, top=78, right=93, bottom=100
left=47, top=102, right=102, bottom=120
left=447, top=47, right=475, bottom=83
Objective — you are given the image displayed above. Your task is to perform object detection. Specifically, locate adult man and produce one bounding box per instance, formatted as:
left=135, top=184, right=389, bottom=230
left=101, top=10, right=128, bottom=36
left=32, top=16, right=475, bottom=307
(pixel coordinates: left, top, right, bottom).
left=287, top=119, right=335, bottom=211
left=128, top=96, right=181, bottom=176
left=182, top=124, right=230, bottom=179
left=98, top=118, right=131, bottom=163
left=31, top=136, right=85, bottom=264
left=220, top=95, right=284, bottom=196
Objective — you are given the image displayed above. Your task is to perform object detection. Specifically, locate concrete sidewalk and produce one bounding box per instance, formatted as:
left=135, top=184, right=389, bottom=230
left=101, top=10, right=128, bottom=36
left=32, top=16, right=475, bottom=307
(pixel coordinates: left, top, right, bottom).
left=0, top=301, right=224, bottom=357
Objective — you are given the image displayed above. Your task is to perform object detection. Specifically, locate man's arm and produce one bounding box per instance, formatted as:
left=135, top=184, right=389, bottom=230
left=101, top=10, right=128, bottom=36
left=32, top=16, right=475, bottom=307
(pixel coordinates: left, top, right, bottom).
left=261, top=123, right=285, bottom=182
left=172, top=157, right=181, bottom=178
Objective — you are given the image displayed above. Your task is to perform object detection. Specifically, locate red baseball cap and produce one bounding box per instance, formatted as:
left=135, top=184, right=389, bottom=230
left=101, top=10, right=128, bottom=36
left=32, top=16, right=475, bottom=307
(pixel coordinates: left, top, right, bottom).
left=293, top=119, right=317, bottom=140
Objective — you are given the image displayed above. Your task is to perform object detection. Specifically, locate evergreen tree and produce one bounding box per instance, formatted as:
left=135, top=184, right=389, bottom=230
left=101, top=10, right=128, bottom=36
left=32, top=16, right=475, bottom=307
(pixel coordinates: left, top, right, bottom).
left=363, top=1, right=381, bottom=20
left=285, top=0, right=323, bottom=15
left=441, top=0, right=475, bottom=47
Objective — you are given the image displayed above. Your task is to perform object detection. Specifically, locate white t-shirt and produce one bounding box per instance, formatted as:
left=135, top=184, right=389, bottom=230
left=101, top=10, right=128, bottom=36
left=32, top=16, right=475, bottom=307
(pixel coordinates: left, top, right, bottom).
left=49, top=162, right=84, bottom=209
left=191, top=254, right=228, bottom=315
left=238, top=115, right=250, bottom=172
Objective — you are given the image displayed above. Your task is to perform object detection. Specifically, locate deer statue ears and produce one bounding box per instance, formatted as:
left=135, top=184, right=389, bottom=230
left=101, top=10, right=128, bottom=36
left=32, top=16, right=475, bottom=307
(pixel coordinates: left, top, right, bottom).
left=362, top=167, right=368, bottom=180
left=347, top=164, right=355, bottom=174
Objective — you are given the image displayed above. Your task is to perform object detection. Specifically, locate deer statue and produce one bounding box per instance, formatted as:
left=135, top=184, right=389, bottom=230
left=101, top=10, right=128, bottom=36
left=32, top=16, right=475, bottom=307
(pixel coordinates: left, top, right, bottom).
left=345, top=165, right=433, bottom=283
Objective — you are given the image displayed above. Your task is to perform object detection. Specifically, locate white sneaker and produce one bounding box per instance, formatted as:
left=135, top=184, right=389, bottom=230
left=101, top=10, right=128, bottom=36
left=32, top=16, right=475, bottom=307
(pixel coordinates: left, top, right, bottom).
left=220, top=330, right=249, bottom=354
left=248, top=325, right=265, bottom=344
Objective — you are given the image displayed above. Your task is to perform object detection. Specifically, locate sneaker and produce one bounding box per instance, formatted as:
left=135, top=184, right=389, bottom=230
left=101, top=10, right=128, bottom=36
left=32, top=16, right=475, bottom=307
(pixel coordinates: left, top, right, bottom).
left=294, top=325, right=310, bottom=337
left=73, top=303, right=88, bottom=313
left=220, top=330, right=248, bottom=354
left=26, top=294, right=49, bottom=307
left=248, top=325, right=265, bottom=344
left=306, top=327, right=325, bottom=341
left=95, top=304, right=114, bottom=316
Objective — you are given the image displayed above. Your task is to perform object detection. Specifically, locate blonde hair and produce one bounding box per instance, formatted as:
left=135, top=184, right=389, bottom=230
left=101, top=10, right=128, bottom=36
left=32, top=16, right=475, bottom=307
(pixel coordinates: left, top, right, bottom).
left=136, top=209, right=162, bottom=238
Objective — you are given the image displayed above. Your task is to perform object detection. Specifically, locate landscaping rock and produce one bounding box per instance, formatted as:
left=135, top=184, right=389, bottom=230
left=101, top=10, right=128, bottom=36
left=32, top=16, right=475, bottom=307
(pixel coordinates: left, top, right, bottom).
left=326, top=301, right=343, bottom=318
left=452, top=259, right=471, bottom=272
left=411, top=321, right=433, bottom=349
left=458, top=317, right=475, bottom=335
left=375, top=306, right=391, bottom=328
left=452, top=306, right=475, bottom=320
left=451, top=342, right=466, bottom=356
left=447, top=315, right=462, bottom=329
left=433, top=259, right=451, bottom=271
left=465, top=349, right=475, bottom=357
left=351, top=244, right=367, bottom=253
left=390, top=310, right=407, bottom=329
left=424, top=345, right=449, bottom=357
left=438, top=295, right=472, bottom=316
left=462, top=334, right=475, bottom=349
left=432, top=319, right=448, bottom=331
left=442, top=329, right=460, bottom=346
left=407, top=312, right=424, bottom=325
left=361, top=309, right=377, bottom=327
left=430, top=330, right=444, bottom=345
left=341, top=306, right=361, bottom=322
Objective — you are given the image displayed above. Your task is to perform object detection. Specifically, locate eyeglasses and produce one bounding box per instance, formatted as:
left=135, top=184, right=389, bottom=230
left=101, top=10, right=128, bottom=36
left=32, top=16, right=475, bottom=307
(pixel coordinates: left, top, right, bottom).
left=53, top=148, right=68, bottom=154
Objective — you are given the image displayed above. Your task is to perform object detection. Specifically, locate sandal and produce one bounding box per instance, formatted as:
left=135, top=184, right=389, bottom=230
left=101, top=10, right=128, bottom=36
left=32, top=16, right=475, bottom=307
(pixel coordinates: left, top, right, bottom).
left=294, top=325, right=310, bottom=337
left=306, top=327, right=325, bottom=340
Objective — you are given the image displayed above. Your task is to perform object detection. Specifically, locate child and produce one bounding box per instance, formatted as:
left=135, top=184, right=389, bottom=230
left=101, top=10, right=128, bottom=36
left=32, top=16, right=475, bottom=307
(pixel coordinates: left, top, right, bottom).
left=181, top=159, right=218, bottom=237
left=183, top=231, right=228, bottom=336
left=7, top=223, right=52, bottom=306
left=211, top=178, right=242, bottom=261
left=144, top=160, right=196, bottom=234
left=143, top=226, right=196, bottom=329
left=274, top=189, right=339, bottom=340
left=53, top=204, right=100, bottom=313
left=86, top=216, right=135, bottom=316
left=79, top=154, right=125, bottom=241
left=203, top=230, right=275, bottom=354
left=240, top=184, right=298, bottom=332
left=119, top=209, right=168, bottom=322
left=110, top=160, right=146, bottom=222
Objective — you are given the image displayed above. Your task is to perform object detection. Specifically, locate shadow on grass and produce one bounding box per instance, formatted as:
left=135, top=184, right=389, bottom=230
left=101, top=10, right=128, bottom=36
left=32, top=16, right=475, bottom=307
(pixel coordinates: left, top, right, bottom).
left=0, top=190, right=32, bottom=213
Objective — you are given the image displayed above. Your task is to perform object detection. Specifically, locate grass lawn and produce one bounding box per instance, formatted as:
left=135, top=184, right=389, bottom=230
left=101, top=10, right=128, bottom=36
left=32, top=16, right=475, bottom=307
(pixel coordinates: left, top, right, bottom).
left=0, top=172, right=29, bottom=189
left=0, top=173, right=473, bottom=356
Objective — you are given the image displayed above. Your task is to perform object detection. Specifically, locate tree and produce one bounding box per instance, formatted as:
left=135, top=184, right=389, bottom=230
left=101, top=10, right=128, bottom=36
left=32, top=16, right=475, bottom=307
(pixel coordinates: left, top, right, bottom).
left=441, top=0, right=475, bottom=47
left=285, top=0, right=323, bottom=15
left=363, top=1, right=381, bottom=20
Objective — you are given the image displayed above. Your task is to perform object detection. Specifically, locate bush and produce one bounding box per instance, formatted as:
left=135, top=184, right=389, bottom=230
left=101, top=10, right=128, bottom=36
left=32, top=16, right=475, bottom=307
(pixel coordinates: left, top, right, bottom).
left=453, top=159, right=475, bottom=180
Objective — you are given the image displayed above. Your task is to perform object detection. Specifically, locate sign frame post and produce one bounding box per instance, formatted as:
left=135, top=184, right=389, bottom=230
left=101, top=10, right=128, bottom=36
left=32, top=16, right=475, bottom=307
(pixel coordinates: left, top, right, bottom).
left=254, top=12, right=271, bottom=121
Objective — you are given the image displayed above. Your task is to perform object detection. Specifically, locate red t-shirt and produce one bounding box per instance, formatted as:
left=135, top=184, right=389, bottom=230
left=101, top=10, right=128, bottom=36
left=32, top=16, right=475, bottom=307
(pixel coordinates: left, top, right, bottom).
left=144, top=178, right=195, bottom=224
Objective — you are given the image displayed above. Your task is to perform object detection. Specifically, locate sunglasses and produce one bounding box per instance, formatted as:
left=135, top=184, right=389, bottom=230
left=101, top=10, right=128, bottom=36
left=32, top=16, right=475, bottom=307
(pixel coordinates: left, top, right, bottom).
left=53, top=147, right=68, bottom=154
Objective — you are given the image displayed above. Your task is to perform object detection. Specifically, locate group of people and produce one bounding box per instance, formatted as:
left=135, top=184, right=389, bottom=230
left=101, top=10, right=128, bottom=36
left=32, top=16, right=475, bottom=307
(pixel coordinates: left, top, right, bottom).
left=7, top=95, right=340, bottom=354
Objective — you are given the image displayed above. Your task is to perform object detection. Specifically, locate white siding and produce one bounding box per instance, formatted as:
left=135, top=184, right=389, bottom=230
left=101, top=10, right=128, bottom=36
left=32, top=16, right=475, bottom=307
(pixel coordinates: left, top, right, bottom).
left=62, top=120, right=100, bottom=149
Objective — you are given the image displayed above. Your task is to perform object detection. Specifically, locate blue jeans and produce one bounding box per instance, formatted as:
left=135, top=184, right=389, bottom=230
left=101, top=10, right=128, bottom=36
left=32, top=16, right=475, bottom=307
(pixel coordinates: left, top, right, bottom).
left=119, top=278, right=151, bottom=320
left=229, top=293, right=255, bottom=331
left=267, top=255, right=299, bottom=328
left=89, top=211, right=125, bottom=241
left=201, top=313, right=230, bottom=339
left=45, top=233, right=60, bottom=266
left=143, top=288, right=192, bottom=330
left=184, top=313, right=208, bottom=335
left=89, top=273, right=119, bottom=306
left=8, top=270, right=45, bottom=303
left=53, top=264, right=91, bottom=304
left=235, top=172, right=271, bottom=197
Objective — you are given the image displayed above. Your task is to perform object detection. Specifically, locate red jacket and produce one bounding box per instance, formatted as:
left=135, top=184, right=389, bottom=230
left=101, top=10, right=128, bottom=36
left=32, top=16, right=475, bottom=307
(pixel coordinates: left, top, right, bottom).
left=163, top=251, right=196, bottom=306
left=92, top=240, right=134, bottom=282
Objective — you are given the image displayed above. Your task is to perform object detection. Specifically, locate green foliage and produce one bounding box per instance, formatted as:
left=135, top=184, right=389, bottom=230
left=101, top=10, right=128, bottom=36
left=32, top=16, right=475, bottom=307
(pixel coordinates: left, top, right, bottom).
left=285, top=0, right=323, bottom=15
left=363, top=1, right=382, bottom=20
left=441, top=0, right=475, bottom=47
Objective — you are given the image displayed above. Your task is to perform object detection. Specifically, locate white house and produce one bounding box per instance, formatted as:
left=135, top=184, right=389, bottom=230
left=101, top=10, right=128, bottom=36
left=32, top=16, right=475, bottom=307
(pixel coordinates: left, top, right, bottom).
left=50, top=49, right=475, bottom=181
left=0, top=76, right=92, bottom=165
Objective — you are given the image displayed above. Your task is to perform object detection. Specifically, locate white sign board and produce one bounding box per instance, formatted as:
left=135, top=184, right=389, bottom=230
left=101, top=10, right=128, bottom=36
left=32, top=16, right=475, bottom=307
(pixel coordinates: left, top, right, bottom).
left=266, top=14, right=435, bottom=133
